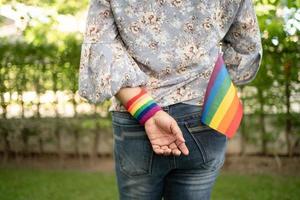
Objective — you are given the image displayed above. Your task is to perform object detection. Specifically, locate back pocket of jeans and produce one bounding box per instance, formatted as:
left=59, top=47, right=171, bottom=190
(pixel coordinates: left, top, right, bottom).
left=184, top=118, right=227, bottom=170
left=113, top=124, right=154, bottom=177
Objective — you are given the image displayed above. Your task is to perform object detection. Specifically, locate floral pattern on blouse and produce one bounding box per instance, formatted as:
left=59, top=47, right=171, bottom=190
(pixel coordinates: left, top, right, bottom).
left=78, top=0, right=263, bottom=112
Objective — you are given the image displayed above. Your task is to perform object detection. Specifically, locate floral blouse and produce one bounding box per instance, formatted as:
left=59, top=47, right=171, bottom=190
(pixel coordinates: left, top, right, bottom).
left=78, top=0, right=262, bottom=112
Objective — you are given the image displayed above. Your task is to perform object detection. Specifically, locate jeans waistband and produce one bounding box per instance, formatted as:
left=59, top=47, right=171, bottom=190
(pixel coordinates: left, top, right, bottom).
left=161, top=102, right=203, bottom=117
left=111, top=102, right=203, bottom=123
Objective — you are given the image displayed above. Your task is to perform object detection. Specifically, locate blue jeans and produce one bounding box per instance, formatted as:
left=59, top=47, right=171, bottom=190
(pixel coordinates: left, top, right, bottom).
left=111, top=102, right=228, bottom=200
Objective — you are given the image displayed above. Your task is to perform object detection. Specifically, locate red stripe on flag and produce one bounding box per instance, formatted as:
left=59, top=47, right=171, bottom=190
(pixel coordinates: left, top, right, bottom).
left=225, top=101, right=243, bottom=138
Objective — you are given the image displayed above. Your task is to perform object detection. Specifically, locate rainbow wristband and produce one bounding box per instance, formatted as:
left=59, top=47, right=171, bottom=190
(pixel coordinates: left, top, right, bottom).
left=125, top=88, right=162, bottom=125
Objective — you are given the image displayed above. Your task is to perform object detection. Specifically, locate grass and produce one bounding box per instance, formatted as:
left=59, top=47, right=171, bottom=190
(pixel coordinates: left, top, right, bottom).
left=0, top=167, right=299, bottom=200
left=212, top=172, right=300, bottom=200
left=0, top=167, right=118, bottom=200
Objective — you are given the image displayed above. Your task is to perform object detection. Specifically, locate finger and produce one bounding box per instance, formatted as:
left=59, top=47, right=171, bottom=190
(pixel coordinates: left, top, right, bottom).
left=168, top=143, right=181, bottom=156
left=168, top=142, right=177, bottom=150
left=172, top=149, right=181, bottom=156
left=161, top=145, right=169, bottom=150
left=170, top=121, right=185, bottom=142
left=149, top=133, right=176, bottom=145
left=152, top=145, right=164, bottom=155
left=161, top=145, right=172, bottom=155
left=177, top=141, right=189, bottom=156
left=163, top=148, right=172, bottom=156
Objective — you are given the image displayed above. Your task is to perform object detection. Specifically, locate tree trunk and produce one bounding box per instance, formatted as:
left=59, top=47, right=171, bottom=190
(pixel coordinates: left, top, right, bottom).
left=55, top=120, right=64, bottom=164
left=38, top=137, right=44, bottom=155
left=260, top=107, right=267, bottom=155
left=74, top=130, right=80, bottom=158
left=36, top=94, right=41, bottom=118
left=258, top=90, right=267, bottom=155
left=1, top=93, right=10, bottom=162
left=71, top=91, right=81, bottom=162
left=20, top=92, right=25, bottom=118
left=239, top=86, right=246, bottom=156
left=1, top=93, right=7, bottom=119
left=21, top=128, right=29, bottom=158
left=72, top=92, right=77, bottom=117
left=240, top=118, right=246, bottom=156
left=93, top=129, right=100, bottom=160
left=2, top=131, right=10, bottom=162
left=284, top=62, right=292, bottom=157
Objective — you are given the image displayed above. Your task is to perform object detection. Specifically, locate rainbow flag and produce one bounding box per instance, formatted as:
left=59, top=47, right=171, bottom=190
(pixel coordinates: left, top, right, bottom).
left=201, top=53, right=243, bottom=138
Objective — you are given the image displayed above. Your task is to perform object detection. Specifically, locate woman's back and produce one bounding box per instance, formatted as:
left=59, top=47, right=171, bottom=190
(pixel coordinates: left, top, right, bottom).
left=78, top=0, right=262, bottom=111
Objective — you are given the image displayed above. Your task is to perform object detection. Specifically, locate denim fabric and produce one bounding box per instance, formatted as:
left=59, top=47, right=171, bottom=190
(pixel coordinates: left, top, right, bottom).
left=111, top=102, right=228, bottom=200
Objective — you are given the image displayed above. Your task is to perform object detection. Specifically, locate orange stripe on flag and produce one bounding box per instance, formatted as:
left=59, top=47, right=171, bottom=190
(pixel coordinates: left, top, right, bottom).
left=217, top=94, right=239, bottom=134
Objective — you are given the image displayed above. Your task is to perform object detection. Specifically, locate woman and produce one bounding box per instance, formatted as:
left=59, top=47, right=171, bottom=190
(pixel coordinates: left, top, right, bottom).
left=78, top=0, right=262, bottom=199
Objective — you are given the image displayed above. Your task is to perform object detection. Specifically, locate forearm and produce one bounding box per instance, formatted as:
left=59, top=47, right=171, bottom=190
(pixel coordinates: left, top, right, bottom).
left=115, top=87, right=144, bottom=105
left=115, top=87, right=155, bottom=105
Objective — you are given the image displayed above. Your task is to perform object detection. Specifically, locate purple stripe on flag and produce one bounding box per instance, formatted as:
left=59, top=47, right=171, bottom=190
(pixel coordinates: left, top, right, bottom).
left=203, top=54, right=224, bottom=104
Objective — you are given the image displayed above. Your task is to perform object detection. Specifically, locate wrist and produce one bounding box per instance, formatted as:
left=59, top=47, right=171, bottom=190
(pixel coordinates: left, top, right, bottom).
left=125, top=87, right=162, bottom=125
left=144, top=109, right=164, bottom=126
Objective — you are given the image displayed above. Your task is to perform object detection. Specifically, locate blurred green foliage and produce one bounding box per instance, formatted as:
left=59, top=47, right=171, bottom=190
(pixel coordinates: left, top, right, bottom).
left=242, top=0, right=300, bottom=155
left=1, top=0, right=89, bottom=14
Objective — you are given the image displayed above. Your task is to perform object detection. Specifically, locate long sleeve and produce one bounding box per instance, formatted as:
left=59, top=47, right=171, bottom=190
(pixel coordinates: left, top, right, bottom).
left=221, top=0, right=263, bottom=86
left=78, top=0, right=149, bottom=104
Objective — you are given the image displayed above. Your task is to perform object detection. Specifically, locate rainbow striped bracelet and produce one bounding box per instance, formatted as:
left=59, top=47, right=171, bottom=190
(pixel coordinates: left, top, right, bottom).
left=125, top=88, right=162, bottom=125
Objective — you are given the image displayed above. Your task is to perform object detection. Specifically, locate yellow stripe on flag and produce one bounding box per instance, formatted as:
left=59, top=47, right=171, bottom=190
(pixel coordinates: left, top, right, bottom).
left=210, top=83, right=236, bottom=129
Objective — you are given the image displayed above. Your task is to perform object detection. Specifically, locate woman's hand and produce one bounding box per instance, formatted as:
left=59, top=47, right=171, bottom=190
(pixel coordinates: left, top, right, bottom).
left=116, top=86, right=189, bottom=156
left=144, top=110, right=189, bottom=156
